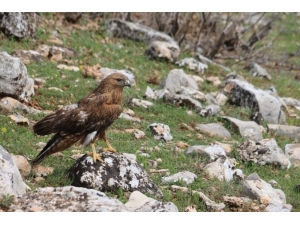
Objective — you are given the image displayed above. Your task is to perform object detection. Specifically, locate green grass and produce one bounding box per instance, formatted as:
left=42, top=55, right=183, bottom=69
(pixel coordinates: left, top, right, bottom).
left=1, top=13, right=300, bottom=212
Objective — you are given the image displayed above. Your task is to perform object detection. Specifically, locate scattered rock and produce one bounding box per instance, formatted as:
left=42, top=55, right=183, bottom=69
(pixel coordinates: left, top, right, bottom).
left=222, top=116, right=263, bottom=141
left=0, top=145, right=27, bottom=196
left=198, top=104, right=221, bottom=117
left=81, top=64, right=101, bottom=79
left=149, top=169, right=170, bottom=175
left=180, top=86, right=206, bottom=101
left=237, top=139, right=291, bottom=169
left=223, top=196, right=253, bottom=210
left=195, top=123, right=231, bottom=139
left=203, top=156, right=244, bottom=181
left=197, top=53, right=231, bottom=72
left=143, top=86, right=157, bottom=100
left=206, top=76, right=221, bottom=86
left=223, top=79, right=286, bottom=124
left=57, top=64, right=80, bottom=72
left=176, top=141, right=189, bottom=149
left=105, top=19, right=178, bottom=45
left=119, top=113, right=141, bottom=123
left=122, top=153, right=136, bottom=162
left=161, top=69, right=199, bottom=94
left=11, top=154, right=31, bottom=178
left=125, top=191, right=178, bottom=212
left=247, top=62, right=272, bottom=80
left=148, top=160, right=157, bottom=168
left=145, top=40, right=180, bottom=63
left=37, top=45, right=77, bottom=61
left=48, top=87, right=64, bottom=92
left=215, top=93, right=228, bottom=106
left=0, top=12, right=38, bottom=38
left=130, top=98, right=154, bottom=108
left=11, top=50, right=43, bottom=65
left=243, top=173, right=291, bottom=212
left=99, top=68, right=136, bottom=86
left=32, top=165, right=54, bottom=177
left=285, top=144, right=300, bottom=167
left=164, top=94, right=203, bottom=110
left=162, top=171, right=197, bottom=185
left=185, top=144, right=227, bottom=160
left=175, top=57, right=208, bottom=73
left=193, top=190, right=226, bottom=212
left=0, top=52, right=35, bottom=102
left=184, top=205, right=197, bottom=212
left=8, top=114, right=29, bottom=126
left=0, top=97, right=30, bottom=115
left=148, top=123, right=173, bottom=142
left=7, top=186, right=132, bottom=212
left=267, top=124, right=300, bottom=141
left=68, top=152, right=163, bottom=198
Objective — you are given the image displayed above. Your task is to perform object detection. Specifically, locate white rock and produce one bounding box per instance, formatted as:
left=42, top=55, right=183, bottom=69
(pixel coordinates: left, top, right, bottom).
left=162, top=171, right=197, bottom=185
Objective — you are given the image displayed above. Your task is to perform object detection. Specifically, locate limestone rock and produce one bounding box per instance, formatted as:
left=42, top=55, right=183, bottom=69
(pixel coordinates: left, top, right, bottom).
left=164, top=94, right=202, bottom=110
left=0, top=12, right=38, bottom=38
left=0, top=145, right=27, bottom=196
left=0, top=97, right=30, bottom=115
left=148, top=123, right=173, bottom=142
left=192, top=190, right=226, bottom=212
left=0, top=52, right=34, bottom=102
left=99, top=68, right=136, bottom=86
left=11, top=155, right=31, bottom=178
left=203, top=156, right=244, bottom=182
left=131, top=98, right=154, bottom=108
left=195, top=123, right=231, bottom=139
left=11, top=50, right=43, bottom=65
left=161, top=69, right=199, bottom=94
left=198, top=104, right=221, bottom=117
left=285, top=144, right=300, bottom=167
left=243, top=173, right=291, bottom=211
left=105, top=19, right=178, bottom=45
left=222, top=116, right=263, bottom=141
left=267, top=124, right=300, bottom=141
left=125, top=191, right=178, bottom=212
left=161, top=171, right=197, bottom=185
left=247, top=62, right=272, bottom=80
left=223, top=79, right=286, bottom=124
left=68, top=152, right=163, bottom=198
left=145, top=40, right=180, bottom=63
left=175, top=57, right=208, bottom=73
left=7, top=186, right=132, bottom=212
left=119, top=113, right=141, bottom=123
left=37, top=45, right=77, bottom=61
left=185, top=144, right=227, bottom=161
left=237, top=139, right=291, bottom=169
left=32, top=165, right=54, bottom=177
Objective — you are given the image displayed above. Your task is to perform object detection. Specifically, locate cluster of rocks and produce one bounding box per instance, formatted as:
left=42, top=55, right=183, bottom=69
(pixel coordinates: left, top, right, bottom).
left=1, top=13, right=300, bottom=212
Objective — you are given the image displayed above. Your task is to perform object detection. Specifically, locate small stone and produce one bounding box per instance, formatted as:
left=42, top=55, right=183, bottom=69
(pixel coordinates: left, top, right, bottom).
left=32, top=165, right=54, bottom=177
left=156, top=158, right=162, bottom=163
left=148, top=160, right=157, bottom=168
left=285, top=174, right=290, bottom=179
left=176, top=141, right=189, bottom=149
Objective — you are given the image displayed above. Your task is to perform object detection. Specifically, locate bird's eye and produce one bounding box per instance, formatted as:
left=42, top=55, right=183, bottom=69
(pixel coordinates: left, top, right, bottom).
left=116, top=78, right=123, bottom=82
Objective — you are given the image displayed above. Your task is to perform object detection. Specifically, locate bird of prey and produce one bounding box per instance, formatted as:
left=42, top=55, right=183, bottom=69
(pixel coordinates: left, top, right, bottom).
left=31, top=73, right=131, bottom=165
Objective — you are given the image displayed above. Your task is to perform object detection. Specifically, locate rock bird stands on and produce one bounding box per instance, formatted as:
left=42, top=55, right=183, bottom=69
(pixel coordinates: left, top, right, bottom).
left=31, top=73, right=131, bottom=165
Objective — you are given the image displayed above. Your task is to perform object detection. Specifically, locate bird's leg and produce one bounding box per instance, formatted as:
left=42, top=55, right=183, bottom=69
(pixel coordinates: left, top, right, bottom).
left=86, top=142, right=103, bottom=163
left=102, top=131, right=118, bottom=153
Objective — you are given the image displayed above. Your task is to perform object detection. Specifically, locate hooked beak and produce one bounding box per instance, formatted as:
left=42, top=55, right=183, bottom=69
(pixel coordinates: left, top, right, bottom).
left=124, top=80, right=131, bottom=88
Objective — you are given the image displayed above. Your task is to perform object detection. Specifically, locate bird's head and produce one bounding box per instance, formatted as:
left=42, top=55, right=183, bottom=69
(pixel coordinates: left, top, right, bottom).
left=105, top=73, right=131, bottom=88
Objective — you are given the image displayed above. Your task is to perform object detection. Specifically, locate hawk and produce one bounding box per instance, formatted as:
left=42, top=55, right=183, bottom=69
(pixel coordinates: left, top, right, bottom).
left=31, top=73, right=131, bottom=165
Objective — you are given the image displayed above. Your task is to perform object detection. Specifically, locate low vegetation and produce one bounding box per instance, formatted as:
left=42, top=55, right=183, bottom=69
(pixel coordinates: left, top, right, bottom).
left=0, top=12, right=299, bottom=212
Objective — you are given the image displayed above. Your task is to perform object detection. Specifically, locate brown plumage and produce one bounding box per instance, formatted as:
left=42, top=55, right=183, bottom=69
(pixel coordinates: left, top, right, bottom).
left=31, top=73, right=131, bottom=165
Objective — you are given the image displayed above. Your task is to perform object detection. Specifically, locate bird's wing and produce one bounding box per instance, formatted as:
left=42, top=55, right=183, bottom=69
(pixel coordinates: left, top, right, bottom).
left=33, top=92, right=122, bottom=135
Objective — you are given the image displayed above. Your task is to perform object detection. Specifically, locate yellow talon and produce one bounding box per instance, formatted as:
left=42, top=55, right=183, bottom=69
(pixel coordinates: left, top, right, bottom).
left=86, top=143, right=104, bottom=163
left=103, top=139, right=118, bottom=153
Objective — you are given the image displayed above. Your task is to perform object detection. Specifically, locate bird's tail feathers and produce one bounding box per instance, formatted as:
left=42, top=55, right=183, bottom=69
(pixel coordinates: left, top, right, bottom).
left=30, top=133, right=63, bottom=165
